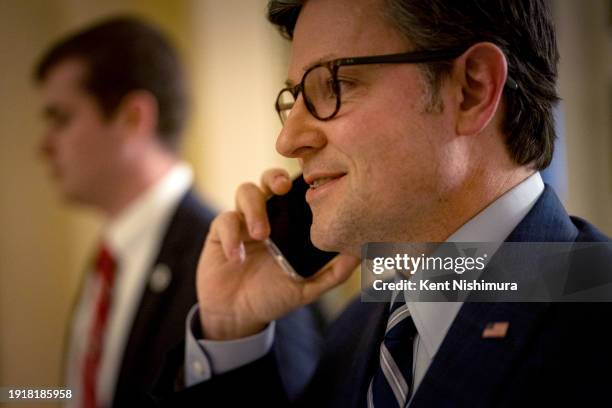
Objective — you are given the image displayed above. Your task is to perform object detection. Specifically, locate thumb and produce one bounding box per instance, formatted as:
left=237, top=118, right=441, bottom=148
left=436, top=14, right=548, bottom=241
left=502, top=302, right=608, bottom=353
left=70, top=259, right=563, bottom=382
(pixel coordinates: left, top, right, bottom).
left=301, top=255, right=360, bottom=303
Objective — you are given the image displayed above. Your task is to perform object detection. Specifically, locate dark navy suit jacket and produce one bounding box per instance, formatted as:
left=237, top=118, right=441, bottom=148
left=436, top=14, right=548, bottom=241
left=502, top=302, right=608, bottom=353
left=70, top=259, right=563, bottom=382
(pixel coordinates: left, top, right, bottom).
left=154, top=186, right=612, bottom=407
left=110, top=190, right=215, bottom=407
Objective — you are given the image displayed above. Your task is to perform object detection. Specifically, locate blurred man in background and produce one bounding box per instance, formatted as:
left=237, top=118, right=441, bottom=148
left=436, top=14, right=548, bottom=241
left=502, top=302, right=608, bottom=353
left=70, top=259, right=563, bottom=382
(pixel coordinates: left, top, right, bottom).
left=34, top=17, right=215, bottom=407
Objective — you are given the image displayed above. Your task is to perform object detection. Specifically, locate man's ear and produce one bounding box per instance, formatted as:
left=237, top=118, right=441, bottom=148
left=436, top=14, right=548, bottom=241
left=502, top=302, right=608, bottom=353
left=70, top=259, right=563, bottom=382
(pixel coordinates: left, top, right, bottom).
left=451, top=42, right=508, bottom=136
left=114, top=90, right=159, bottom=141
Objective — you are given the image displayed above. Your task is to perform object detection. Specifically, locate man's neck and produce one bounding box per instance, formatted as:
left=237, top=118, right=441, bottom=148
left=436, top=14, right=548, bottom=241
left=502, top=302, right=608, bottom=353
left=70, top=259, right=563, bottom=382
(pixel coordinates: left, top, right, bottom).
left=397, top=165, right=536, bottom=245
left=102, top=151, right=178, bottom=220
left=438, top=166, right=537, bottom=241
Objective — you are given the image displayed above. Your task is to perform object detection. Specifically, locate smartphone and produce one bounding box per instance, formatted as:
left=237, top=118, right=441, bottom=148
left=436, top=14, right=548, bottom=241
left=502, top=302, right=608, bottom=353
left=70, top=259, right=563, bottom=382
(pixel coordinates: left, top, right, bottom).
left=265, top=175, right=338, bottom=279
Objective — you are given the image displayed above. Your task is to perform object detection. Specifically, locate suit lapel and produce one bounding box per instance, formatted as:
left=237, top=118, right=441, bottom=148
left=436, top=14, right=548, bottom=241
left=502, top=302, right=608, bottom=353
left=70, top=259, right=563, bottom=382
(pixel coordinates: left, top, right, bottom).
left=411, top=186, right=576, bottom=406
left=113, top=191, right=201, bottom=403
left=347, top=301, right=389, bottom=408
left=124, top=262, right=175, bottom=349
left=307, top=298, right=389, bottom=408
left=113, top=256, right=178, bottom=399
left=410, top=301, right=549, bottom=406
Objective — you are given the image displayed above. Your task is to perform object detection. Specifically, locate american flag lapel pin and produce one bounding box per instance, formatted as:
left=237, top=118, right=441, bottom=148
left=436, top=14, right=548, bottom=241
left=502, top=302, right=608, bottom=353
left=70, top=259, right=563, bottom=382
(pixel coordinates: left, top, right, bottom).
left=482, top=321, right=509, bottom=338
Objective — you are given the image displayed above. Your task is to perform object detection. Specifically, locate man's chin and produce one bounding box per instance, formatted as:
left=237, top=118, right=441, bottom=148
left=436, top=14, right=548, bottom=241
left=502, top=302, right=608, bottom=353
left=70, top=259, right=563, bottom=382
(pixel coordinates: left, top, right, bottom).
left=310, top=228, right=336, bottom=252
left=311, top=229, right=360, bottom=257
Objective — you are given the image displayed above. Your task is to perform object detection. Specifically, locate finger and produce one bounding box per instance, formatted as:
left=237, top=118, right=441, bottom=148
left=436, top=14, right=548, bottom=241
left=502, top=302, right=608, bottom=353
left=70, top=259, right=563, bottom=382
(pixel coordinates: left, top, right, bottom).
left=208, top=211, right=247, bottom=262
left=235, top=182, right=270, bottom=241
left=300, top=255, right=360, bottom=303
left=260, top=168, right=291, bottom=196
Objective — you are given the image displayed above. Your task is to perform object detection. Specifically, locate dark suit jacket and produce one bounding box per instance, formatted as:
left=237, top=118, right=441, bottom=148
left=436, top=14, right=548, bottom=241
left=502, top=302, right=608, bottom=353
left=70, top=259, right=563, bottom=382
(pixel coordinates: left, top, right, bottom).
left=108, top=190, right=215, bottom=407
left=154, top=186, right=612, bottom=407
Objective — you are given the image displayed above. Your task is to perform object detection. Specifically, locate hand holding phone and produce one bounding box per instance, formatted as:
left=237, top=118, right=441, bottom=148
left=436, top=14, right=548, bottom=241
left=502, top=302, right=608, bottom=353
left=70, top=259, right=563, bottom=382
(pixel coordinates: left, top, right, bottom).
left=195, top=169, right=359, bottom=341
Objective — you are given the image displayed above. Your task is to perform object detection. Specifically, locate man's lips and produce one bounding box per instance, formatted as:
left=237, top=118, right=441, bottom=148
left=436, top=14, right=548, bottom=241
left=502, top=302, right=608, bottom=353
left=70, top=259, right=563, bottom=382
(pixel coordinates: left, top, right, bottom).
left=303, top=172, right=346, bottom=188
left=304, top=173, right=346, bottom=202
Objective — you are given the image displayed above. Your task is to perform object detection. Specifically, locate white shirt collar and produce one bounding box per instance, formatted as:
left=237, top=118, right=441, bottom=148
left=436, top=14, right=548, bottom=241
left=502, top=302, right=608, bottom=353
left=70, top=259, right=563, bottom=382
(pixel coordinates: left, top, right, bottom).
left=102, top=163, right=193, bottom=258
left=407, top=172, right=544, bottom=358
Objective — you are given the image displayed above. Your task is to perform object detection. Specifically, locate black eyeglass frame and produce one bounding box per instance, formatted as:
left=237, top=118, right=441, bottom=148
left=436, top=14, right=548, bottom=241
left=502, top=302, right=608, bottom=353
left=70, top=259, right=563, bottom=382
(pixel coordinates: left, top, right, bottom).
left=275, top=46, right=519, bottom=123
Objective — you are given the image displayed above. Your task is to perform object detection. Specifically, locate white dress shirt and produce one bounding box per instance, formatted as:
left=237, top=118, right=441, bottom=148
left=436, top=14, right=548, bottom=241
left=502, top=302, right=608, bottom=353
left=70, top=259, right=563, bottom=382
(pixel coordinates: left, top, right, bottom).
left=65, top=164, right=192, bottom=408
left=184, top=172, right=545, bottom=394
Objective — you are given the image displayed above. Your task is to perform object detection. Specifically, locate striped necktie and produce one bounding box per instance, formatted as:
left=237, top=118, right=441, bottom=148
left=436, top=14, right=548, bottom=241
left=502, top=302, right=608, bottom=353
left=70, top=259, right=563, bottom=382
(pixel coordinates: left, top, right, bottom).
left=368, top=291, right=417, bottom=408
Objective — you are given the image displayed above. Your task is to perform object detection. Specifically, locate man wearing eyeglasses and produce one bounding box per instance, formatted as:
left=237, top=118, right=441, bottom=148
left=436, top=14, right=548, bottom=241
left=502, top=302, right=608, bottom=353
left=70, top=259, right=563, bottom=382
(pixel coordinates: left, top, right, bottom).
left=155, top=0, right=612, bottom=406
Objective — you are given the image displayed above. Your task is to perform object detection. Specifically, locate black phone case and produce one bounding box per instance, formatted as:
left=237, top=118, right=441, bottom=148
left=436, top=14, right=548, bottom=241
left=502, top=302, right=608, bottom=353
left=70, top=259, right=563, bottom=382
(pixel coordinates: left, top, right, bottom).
left=266, top=175, right=338, bottom=278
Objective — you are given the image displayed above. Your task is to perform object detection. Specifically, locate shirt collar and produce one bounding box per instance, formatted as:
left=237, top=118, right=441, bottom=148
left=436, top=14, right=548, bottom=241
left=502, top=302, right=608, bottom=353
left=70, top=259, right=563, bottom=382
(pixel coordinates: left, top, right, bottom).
left=103, top=163, right=193, bottom=259
left=407, top=172, right=545, bottom=358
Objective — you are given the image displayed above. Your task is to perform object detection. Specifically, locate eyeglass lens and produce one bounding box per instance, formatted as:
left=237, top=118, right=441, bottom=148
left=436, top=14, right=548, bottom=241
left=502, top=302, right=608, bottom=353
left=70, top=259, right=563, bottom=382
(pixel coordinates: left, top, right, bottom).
left=277, top=65, right=338, bottom=123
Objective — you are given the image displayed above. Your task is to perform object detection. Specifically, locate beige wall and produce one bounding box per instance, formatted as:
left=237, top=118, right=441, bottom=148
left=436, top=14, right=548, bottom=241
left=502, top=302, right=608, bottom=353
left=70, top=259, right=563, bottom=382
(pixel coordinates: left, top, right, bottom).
left=0, top=1, right=610, bottom=404
left=555, top=0, right=612, bottom=233
left=0, top=0, right=93, bottom=397
left=187, top=0, right=298, bottom=209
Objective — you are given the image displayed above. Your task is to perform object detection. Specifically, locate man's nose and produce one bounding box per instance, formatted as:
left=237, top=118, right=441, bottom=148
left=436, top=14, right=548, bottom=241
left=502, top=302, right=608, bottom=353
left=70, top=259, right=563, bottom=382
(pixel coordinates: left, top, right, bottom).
left=275, top=94, right=327, bottom=159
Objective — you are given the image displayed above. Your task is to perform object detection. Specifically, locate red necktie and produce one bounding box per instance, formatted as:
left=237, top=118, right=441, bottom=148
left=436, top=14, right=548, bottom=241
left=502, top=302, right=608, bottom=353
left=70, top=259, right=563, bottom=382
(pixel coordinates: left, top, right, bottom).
left=82, top=243, right=117, bottom=408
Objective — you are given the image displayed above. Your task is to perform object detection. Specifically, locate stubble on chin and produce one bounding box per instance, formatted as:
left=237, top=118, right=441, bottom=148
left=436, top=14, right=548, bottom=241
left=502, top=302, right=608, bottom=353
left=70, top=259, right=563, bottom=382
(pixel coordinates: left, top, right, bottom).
left=310, top=205, right=367, bottom=256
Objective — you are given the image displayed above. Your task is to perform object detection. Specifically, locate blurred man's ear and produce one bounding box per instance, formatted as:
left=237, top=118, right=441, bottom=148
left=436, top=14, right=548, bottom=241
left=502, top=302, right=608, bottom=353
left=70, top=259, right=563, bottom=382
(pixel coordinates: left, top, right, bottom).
left=114, top=90, right=159, bottom=141
left=450, top=42, right=508, bottom=137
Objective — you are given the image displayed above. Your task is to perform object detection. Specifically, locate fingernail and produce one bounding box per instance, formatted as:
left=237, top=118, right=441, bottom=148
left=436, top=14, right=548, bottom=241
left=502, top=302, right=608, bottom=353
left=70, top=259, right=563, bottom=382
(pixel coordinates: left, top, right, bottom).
left=274, top=174, right=289, bottom=187
left=231, top=247, right=241, bottom=262
left=238, top=242, right=246, bottom=263
left=251, top=222, right=265, bottom=238
left=231, top=242, right=246, bottom=263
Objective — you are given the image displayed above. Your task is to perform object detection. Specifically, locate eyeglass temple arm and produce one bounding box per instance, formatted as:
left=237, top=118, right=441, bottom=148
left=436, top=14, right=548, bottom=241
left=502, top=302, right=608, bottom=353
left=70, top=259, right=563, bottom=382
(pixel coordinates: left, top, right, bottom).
left=334, top=48, right=519, bottom=90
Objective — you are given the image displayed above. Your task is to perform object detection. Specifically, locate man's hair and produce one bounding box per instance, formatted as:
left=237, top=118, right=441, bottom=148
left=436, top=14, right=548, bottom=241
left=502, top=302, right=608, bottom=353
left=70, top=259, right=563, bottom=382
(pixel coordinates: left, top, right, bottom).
left=34, top=16, right=189, bottom=150
left=267, top=0, right=559, bottom=170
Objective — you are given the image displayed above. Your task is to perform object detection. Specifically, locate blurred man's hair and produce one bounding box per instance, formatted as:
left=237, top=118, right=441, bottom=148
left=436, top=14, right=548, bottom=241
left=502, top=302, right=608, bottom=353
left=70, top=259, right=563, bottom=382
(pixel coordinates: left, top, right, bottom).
left=267, top=0, right=559, bottom=170
left=35, top=16, right=189, bottom=151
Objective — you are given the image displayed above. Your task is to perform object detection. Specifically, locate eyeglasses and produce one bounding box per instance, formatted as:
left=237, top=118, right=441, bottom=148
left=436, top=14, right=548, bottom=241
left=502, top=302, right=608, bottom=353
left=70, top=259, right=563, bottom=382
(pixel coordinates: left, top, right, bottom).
left=275, top=47, right=519, bottom=124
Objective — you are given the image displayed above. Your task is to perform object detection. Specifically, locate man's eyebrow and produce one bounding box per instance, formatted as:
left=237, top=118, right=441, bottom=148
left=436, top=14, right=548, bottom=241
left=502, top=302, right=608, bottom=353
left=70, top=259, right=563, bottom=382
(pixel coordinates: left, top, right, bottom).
left=285, top=53, right=339, bottom=87
left=303, top=53, right=337, bottom=72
